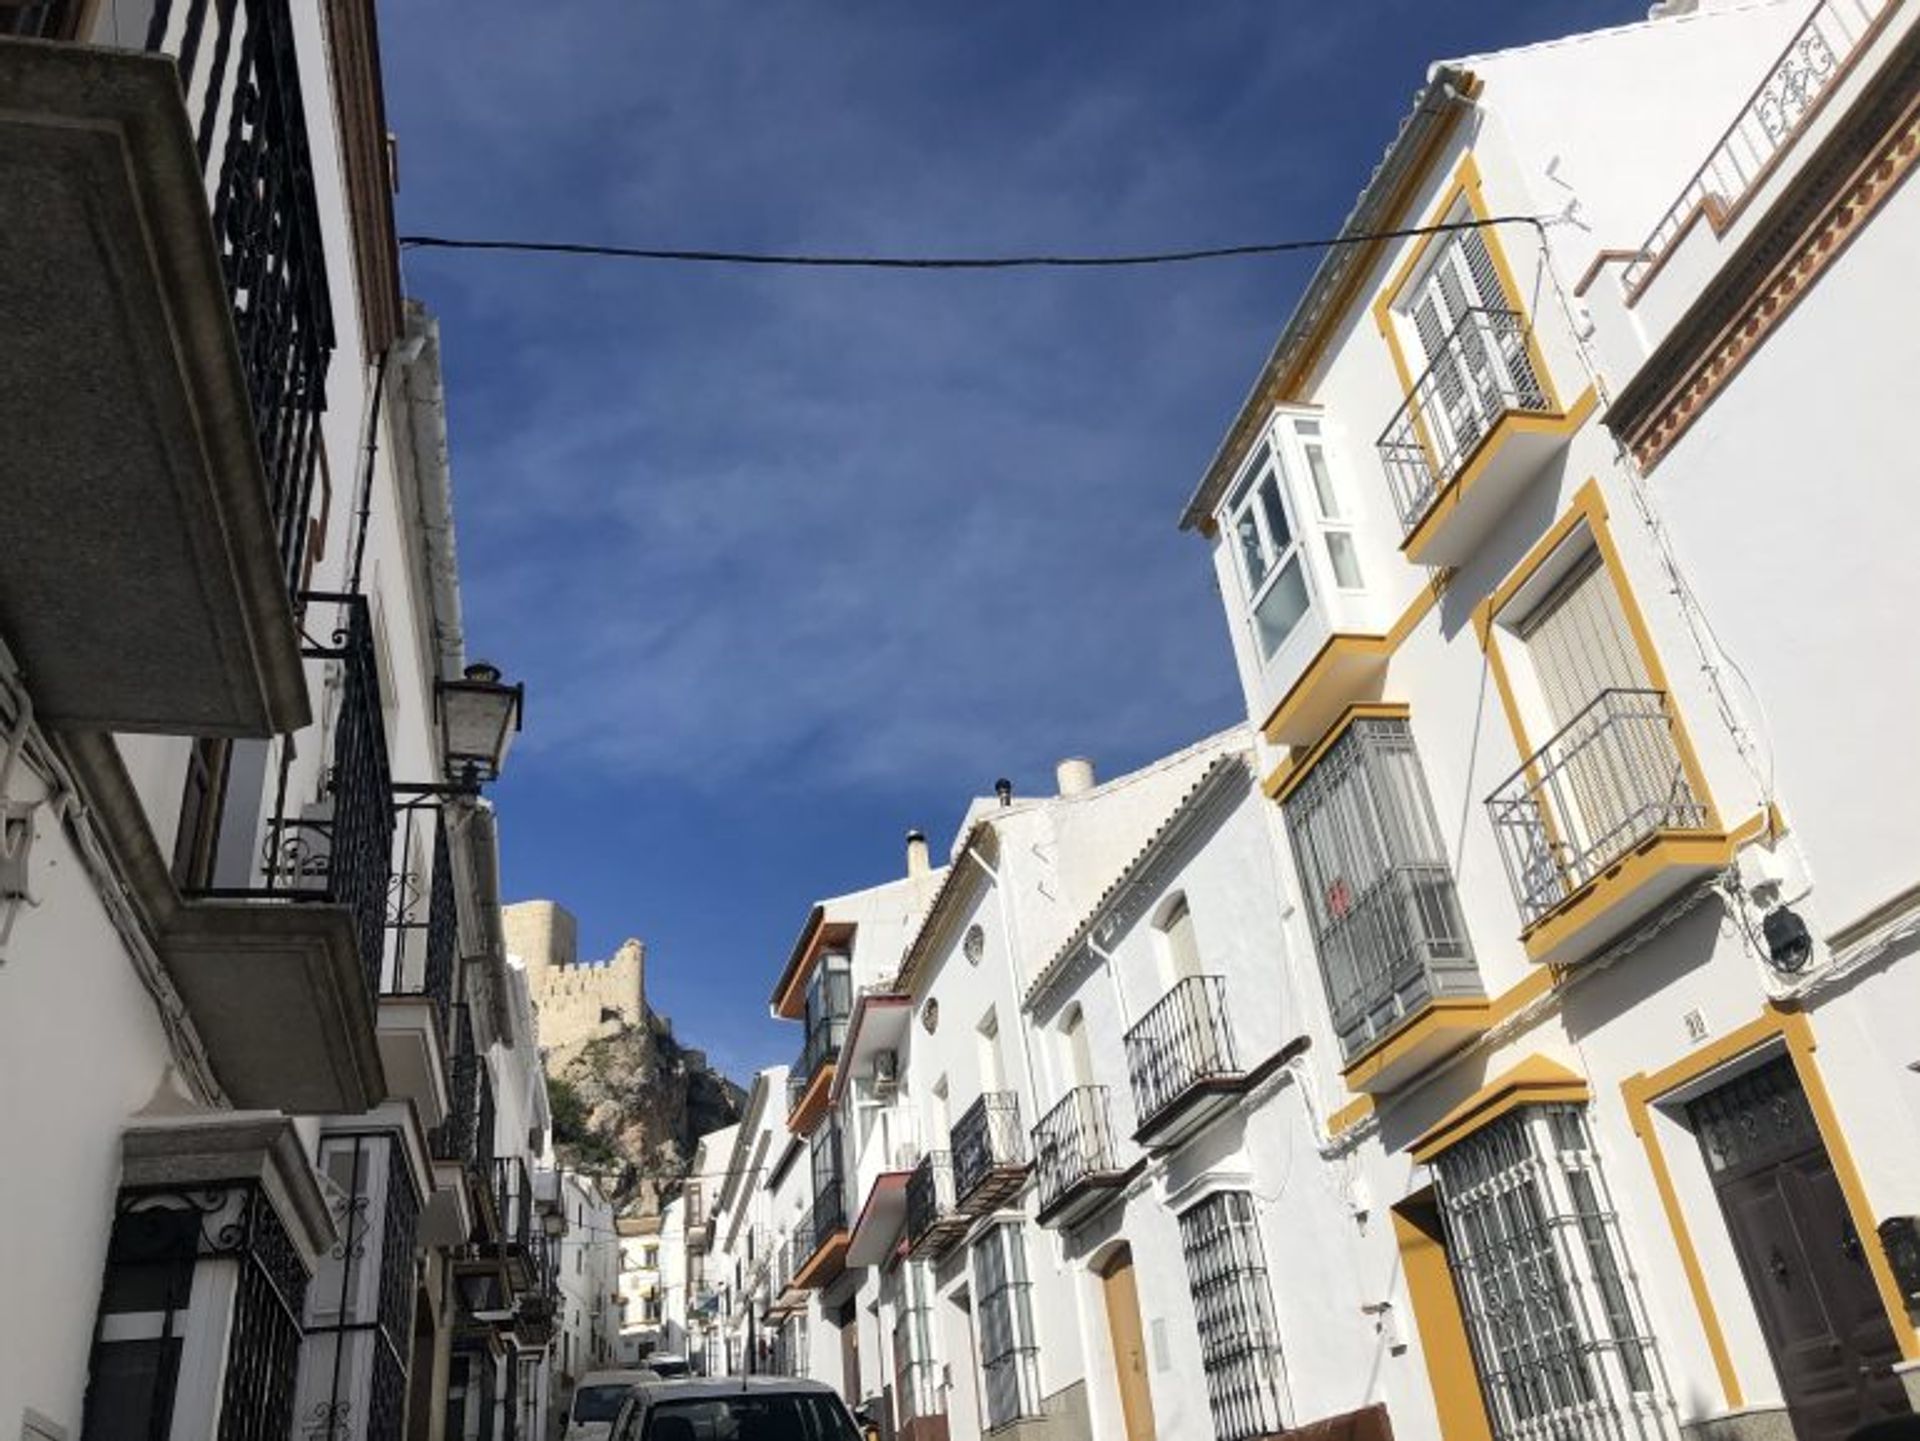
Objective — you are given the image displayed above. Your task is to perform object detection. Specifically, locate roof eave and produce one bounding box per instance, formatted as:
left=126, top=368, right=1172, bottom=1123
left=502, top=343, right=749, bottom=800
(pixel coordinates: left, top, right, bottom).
left=1178, top=64, right=1477, bottom=534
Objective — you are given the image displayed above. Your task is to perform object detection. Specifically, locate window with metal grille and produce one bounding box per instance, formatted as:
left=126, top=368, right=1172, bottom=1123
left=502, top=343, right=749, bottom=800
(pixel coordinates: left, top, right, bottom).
left=1432, top=1105, right=1670, bottom=1441
left=1282, top=716, right=1478, bottom=1060
left=886, top=1260, right=942, bottom=1426
left=973, top=1225, right=1042, bottom=1430
left=1177, top=1190, right=1287, bottom=1441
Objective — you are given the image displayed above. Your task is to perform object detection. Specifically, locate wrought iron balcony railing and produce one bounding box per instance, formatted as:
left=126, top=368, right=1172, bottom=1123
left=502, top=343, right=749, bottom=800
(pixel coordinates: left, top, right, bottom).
left=796, top=1180, right=847, bottom=1268
left=383, top=805, right=458, bottom=1024
left=1032, top=1087, right=1123, bottom=1219
left=905, top=1150, right=966, bottom=1258
left=951, top=1092, right=1028, bottom=1211
left=1623, top=0, right=1893, bottom=291
left=1487, top=688, right=1711, bottom=929
left=1124, top=976, right=1240, bottom=1138
left=791, top=1010, right=847, bottom=1105
left=429, top=1004, right=480, bottom=1166
left=36, top=0, right=339, bottom=602
left=1376, top=307, right=1550, bottom=534
left=189, top=593, right=395, bottom=1000
left=474, top=1071, right=497, bottom=1181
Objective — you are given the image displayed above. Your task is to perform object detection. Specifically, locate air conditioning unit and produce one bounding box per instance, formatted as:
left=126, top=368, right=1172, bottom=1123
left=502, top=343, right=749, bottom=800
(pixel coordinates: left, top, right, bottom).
left=872, top=1050, right=900, bottom=1094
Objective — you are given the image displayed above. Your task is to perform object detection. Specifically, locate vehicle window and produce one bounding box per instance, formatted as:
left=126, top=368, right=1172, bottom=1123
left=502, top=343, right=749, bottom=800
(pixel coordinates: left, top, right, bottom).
left=639, top=1394, right=858, bottom=1440
left=574, top=1385, right=636, bottom=1423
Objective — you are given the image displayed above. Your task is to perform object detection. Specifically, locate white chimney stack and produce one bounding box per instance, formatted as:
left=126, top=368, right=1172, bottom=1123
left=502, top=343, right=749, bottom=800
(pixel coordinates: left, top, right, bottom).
left=1056, top=757, right=1096, bottom=797
left=906, top=829, right=930, bottom=879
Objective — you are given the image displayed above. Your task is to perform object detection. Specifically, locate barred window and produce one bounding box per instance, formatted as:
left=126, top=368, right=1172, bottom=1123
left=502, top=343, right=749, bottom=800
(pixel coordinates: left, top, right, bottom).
left=885, top=1260, right=941, bottom=1427
left=1177, top=1191, right=1286, bottom=1441
left=973, top=1224, right=1041, bottom=1430
left=1433, top=1105, right=1669, bottom=1441
left=1282, top=716, right=1478, bottom=1060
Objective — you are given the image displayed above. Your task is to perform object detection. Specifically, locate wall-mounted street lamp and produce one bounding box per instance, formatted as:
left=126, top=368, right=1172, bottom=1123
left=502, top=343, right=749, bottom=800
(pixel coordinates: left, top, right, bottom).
left=437, top=660, right=523, bottom=788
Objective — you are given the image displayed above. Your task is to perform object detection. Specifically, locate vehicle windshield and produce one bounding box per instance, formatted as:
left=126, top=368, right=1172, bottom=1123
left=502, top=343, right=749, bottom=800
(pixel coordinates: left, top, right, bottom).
left=639, top=1394, right=858, bottom=1440
left=571, top=1385, right=635, bottom=1423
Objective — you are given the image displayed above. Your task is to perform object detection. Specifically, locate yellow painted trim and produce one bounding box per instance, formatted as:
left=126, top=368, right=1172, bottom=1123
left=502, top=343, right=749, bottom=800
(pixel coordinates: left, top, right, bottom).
left=1393, top=1203, right=1496, bottom=1441
left=1340, top=997, right=1493, bottom=1093
left=1408, top=1054, right=1589, bottom=1163
left=1266, top=702, right=1412, bottom=806
left=786, top=1061, right=837, bottom=1136
left=1621, top=1006, right=1920, bottom=1408
left=1257, top=631, right=1390, bottom=745
left=1487, top=964, right=1558, bottom=1026
left=1372, top=153, right=1566, bottom=481
left=1519, top=829, right=1737, bottom=962
left=1257, top=574, right=1451, bottom=750
left=1327, top=1095, right=1375, bottom=1138
left=1398, top=386, right=1598, bottom=566
left=1477, top=478, right=1726, bottom=960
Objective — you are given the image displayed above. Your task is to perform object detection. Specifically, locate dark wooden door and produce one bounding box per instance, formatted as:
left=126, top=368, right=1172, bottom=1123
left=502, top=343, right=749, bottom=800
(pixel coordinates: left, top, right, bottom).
left=1691, top=1058, right=1911, bottom=1441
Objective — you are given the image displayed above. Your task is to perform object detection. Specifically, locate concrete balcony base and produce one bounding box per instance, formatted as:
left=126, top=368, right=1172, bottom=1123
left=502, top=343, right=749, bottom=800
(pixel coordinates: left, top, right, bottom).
left=163, top=900, right=385, bottom=1114
left=0, top=38, right=306, bottom=735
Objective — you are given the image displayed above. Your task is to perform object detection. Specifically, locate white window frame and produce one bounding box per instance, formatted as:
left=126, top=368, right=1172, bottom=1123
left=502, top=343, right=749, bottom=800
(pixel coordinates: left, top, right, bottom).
left=1292, top=417, right=1364, bottom=593
left=1221, top=439, right=1313, bottom=662
left=1433, top=1104, right=1674, bottom=1441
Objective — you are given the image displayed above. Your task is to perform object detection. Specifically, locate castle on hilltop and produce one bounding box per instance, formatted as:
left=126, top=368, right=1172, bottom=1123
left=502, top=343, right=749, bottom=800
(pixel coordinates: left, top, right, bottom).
left=502, top=899, right=648, bottom=1051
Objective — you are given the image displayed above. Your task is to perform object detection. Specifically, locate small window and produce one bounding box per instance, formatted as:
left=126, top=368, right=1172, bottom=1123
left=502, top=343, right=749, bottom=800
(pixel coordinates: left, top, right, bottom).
left=1154, top=894, right=1202, bottom=986
left=1223, top=445, right=1312, bottom=658
left=1295, top=424, right=1363, bottom=591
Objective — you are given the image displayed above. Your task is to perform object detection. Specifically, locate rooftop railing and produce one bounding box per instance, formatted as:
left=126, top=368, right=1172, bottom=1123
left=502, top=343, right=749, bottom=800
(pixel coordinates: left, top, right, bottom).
left=1124, top=976, right=1240, bottom=1138
left=1377, top=307, right=1550, bottom=535
left=1623, top=0, right=1893, bottom=291
left=1486, top=688, right=1711, bottom=928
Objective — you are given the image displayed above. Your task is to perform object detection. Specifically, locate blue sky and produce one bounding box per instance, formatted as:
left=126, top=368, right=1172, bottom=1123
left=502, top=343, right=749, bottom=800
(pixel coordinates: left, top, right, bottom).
left=380, top=0, right=1636, bottom=1083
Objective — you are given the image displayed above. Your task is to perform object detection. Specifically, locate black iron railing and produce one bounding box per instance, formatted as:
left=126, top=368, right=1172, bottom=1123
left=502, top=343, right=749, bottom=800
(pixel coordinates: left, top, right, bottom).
left=1486, top=688, right=1711, bottom=928
left=1125, top=976, right=1240, bottom=1135
left=905, top=1151, right=959, bottom=1250
left=189, top=593, right=395, bottom=1000
left=797, top=1181, right=846, bottom=1266
left=1, top=0, right=75, bottom=36
left=171, top=0, right=338, bottom=601
left=474, top=1070, right=496, bottom=1181
left=384, top=804, right=457, bottom=1025
left=951, top=1092, right=1026, bottom=1207
left=430, top=1005, right=478, bottom=1166
left=1033, top=1087, right=1121, bottom=1215
left=1376, top=307, right=1549, bottom=534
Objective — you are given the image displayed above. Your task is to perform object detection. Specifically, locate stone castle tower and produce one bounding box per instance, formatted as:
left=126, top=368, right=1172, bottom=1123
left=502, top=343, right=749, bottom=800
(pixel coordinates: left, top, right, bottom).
left=502, top=899, right=647, bottom=1051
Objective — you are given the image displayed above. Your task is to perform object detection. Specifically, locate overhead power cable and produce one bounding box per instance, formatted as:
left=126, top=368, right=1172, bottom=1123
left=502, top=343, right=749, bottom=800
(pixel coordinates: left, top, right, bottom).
left=398, top=214, right=1547, bottom=271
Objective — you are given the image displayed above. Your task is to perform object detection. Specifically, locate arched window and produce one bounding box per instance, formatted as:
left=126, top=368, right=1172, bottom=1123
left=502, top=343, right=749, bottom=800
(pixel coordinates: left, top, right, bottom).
left=1153, top=894, right=1202, bottom=987
left=1060, top=1005, right=1094, bottom=1088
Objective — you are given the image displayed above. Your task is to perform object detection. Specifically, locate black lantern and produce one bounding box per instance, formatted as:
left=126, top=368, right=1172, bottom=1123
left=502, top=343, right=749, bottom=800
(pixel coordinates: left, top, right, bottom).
left=436, top=661, right=523, bottom=787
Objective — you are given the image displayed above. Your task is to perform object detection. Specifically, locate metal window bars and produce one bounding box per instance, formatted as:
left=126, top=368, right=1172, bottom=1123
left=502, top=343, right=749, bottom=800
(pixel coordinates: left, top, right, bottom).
left=1485, top=689, right=1709, bottom=929
left=797, top=1179, right=847, bottom=1264
left=1432, top=1106, right=1673, bottom=1441
left=951, top=1092, right=1029, bottom=1210
left=1282, top=716, right=1480, bottom=1060
left=0, top=0, right=75, bottom=35
left=429, top=1004, right=479, bottom=1167
left=1124, top=976, right=1240, bottom=1136
left=1622, top=0, right=1893, bottom=292
left=187, top=593, right=396, bottom=1003
left=1376, top=307, right=1550, bottom=535
left=1177, top=1191, right=1288, bottom=1441
left=1032, top=1086, right=1121, bottom=1215
left=974, top=1225, right=1043, bottom=1430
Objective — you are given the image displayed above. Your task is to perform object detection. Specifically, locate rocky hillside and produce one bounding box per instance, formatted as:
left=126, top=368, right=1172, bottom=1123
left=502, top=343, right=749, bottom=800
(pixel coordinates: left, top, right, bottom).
left=546, top=1013, right=744, bottom=1210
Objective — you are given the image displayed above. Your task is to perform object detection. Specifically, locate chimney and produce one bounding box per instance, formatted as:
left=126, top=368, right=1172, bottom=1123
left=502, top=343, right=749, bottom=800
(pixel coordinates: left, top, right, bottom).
left=1056, top=757, right=1096, bottom=797
left=905, top=829, right=930, bottom=879
left=994, top=778, right=1014, bottom=808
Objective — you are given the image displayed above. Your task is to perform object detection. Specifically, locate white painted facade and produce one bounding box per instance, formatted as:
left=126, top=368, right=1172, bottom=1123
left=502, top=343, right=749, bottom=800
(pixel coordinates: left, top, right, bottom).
left=0, top=4, right=562, bottom=1440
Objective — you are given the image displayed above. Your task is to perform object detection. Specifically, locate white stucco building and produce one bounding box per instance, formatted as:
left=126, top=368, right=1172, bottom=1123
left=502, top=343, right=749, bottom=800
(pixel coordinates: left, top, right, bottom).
left=1168, top=4, right=1920, bottom=1440
left=0, top=6, right=560, bottom=1441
